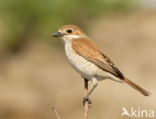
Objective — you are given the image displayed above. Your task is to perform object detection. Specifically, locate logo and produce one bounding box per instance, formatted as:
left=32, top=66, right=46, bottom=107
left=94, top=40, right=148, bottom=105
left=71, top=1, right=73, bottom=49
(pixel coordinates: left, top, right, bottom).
left=121, top=107, right=155, bottom=118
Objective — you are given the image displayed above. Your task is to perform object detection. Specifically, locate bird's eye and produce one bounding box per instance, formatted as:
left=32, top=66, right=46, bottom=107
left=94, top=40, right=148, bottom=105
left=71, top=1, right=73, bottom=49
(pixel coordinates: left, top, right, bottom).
left=67, top=29, right=72, bottom=33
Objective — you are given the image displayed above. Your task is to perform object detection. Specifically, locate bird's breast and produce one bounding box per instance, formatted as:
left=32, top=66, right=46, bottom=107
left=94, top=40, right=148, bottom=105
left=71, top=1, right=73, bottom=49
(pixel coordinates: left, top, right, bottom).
left=64, top=42, right=104, bottom=79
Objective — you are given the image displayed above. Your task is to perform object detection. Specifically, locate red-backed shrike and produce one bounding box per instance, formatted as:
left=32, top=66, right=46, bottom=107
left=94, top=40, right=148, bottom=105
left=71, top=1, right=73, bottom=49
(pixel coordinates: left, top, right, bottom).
left=53, top=25, right=150, bottom=104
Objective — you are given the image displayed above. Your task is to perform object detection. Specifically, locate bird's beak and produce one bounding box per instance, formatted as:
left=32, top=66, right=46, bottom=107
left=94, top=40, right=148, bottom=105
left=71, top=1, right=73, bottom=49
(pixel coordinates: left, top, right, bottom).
left=53, top=32, right=63, bottom=37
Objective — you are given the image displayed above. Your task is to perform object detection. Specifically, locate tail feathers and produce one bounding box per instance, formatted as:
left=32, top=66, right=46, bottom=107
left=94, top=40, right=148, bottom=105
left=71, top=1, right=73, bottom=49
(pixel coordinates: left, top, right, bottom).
left=123, top=78, right=151, bottom=96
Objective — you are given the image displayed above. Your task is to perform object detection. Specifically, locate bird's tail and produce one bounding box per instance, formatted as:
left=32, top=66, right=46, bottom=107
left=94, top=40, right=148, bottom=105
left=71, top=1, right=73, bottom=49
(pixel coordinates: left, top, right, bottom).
left=123, top=78, right=151, bottom=96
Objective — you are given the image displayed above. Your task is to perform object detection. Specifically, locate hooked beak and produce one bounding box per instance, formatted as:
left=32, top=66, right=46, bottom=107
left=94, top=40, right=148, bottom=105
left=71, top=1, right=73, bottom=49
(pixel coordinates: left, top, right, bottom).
left=53, top=32, right=63, bottom=37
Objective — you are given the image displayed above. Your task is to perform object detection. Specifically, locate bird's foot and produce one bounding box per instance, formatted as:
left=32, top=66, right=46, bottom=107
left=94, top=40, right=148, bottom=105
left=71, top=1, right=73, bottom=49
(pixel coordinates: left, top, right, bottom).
left=83, top=97, right=92, bottom=106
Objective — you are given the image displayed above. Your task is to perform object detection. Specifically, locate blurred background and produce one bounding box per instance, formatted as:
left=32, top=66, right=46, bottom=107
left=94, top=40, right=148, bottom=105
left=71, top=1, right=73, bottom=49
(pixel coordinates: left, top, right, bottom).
left=0, top=0, right=156, bottom=119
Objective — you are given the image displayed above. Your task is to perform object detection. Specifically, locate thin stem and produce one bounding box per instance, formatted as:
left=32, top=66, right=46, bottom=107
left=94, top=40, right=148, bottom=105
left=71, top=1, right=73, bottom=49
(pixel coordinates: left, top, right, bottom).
left=52, top=107, right=61, bottom=119
left=84, top=78, right=88, bottom=119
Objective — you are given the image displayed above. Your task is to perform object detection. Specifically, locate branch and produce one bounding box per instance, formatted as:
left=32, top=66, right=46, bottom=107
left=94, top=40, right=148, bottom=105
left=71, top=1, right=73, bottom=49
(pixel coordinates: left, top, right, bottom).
left=84, top=78, right=89, bottom=119
left=52, top=107, right=61, bottom=119
left=52, top=79, right=89, bottom=119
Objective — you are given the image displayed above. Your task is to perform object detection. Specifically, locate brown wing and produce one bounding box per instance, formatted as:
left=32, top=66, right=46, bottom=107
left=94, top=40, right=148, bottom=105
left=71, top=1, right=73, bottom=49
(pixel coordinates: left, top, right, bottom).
left=72, top=38, right=124, bottom=79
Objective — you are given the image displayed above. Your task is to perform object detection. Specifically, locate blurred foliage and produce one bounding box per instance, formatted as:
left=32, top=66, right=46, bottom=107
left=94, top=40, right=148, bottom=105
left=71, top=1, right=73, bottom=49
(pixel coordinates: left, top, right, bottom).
left=0, top=0, right=137, bottom=53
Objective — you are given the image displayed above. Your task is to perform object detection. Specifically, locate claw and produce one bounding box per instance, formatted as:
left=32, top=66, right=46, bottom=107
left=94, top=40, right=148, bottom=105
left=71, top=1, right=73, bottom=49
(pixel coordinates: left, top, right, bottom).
left=83, top=97, right=92, bottom=106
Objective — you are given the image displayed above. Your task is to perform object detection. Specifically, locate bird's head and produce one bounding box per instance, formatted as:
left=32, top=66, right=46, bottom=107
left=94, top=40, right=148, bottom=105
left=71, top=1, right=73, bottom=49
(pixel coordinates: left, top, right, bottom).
left=53, top=25, right=87, bottom=40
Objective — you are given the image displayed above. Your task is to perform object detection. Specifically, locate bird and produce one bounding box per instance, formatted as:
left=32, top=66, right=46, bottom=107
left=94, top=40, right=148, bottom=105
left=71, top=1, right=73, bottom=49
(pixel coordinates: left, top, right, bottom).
left=53, top=24, right=150, bottom=105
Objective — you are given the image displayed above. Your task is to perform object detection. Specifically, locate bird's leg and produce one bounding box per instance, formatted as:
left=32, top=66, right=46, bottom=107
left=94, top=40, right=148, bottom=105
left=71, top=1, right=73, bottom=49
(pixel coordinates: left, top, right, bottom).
left=83, top=78, right=97, bottom=105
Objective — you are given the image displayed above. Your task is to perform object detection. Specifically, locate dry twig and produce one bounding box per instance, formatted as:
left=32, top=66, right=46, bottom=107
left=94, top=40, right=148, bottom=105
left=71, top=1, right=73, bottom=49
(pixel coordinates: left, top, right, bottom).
left=52, top=78, right=89, bottom=119
left=84, top=78, right=89, bottom=119
left=52, top=107, right=61, bottom=119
